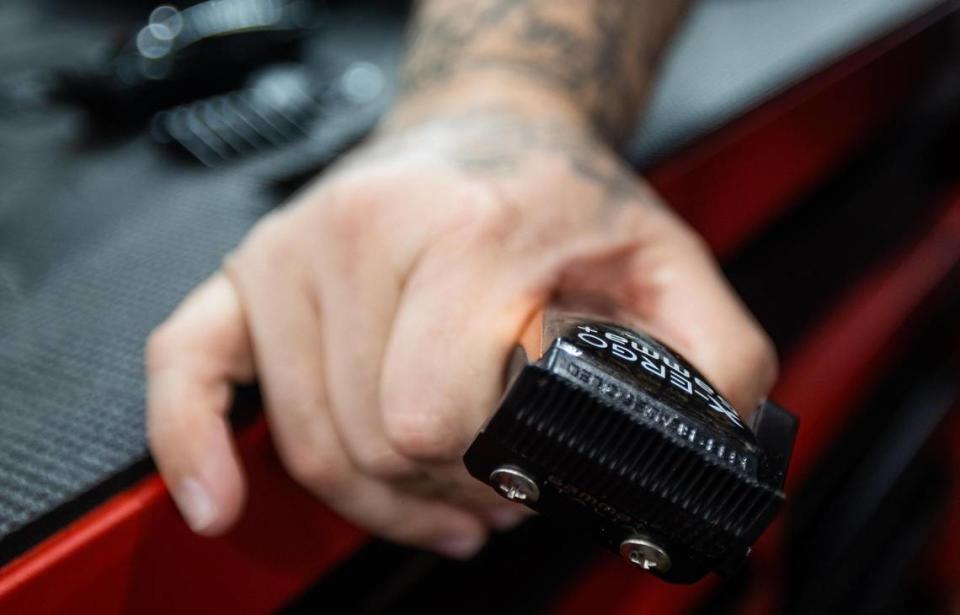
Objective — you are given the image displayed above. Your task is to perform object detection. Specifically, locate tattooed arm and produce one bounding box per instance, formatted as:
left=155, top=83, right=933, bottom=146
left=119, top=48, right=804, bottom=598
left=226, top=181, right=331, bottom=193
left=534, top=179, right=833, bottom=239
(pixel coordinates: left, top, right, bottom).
left=395, top=0, right=689, bottom=143
left=146, top=0, right=777, bottom=559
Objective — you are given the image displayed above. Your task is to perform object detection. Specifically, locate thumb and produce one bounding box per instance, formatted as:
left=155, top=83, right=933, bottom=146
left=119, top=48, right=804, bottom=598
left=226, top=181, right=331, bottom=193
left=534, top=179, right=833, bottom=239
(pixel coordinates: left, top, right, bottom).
left=561, top=213, right=777, bottom=417
left=633, top=227, right=778, bottom=416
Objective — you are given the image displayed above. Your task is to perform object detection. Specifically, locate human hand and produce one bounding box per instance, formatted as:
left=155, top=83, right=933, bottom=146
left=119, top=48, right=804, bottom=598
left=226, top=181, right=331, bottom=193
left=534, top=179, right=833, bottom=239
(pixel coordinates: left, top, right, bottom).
left=146, top=97, right=776, bottom=560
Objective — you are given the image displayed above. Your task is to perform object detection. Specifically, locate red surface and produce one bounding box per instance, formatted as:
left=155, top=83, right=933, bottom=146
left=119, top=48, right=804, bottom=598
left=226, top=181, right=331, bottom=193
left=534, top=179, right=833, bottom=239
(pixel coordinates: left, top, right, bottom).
left=650, top=2, right=951, bottom=258
left=735, top=195, right=960, bottom=615
left=0, top=3, right=956, bottom=613
left=0, top=421, right=366, bottom=614
left=551, top=191, right=960, bottom=615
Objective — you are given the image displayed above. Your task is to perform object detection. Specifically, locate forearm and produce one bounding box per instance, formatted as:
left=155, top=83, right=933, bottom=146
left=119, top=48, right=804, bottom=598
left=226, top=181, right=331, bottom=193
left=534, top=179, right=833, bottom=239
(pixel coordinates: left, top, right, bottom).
left=388, top=0, right=690, bottom=145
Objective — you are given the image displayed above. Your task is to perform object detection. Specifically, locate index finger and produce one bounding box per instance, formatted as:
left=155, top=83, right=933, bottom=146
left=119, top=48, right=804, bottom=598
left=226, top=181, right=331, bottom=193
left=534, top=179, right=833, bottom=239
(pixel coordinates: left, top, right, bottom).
left=146, top=273, right=254, bottom=535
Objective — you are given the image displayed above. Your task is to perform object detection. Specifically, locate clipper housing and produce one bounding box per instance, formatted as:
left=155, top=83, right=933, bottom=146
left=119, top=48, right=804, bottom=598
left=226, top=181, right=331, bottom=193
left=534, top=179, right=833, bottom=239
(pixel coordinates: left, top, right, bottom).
left=464, top=312, right=797, bottom=583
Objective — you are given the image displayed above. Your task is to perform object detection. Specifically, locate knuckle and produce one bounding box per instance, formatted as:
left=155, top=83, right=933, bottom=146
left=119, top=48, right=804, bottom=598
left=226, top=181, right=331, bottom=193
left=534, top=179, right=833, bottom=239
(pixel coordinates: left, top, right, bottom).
left=245, top=213, right=295, bottom=265
left=317, top=181, right=384, bottom=240
left=384, top=407, right=461, bottom=462
left=146, top=403, right=193, bottom=450
left=145, top=323, right=180, bottom=371
left=280, top=443, right=347, bottom=495
left=465, top=199, right=514, bottom=244
left=353, top=441, right=416, bottom=480
left=431, top=185, right=511, bottom=248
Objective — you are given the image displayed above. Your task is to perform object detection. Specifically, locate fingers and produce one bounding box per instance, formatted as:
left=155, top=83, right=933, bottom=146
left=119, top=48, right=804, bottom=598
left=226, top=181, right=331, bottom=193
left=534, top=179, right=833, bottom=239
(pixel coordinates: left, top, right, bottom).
left=224, top=211, right=490, bottom=557
left=146, top=273, right=254, bottom=535
left=315, top=470, right=490, bottom=559
left=306, top=181, right=528, bottom=518
left=380, top=235, right=530, bottom=465
left=223, top=213, right=341, bottom=499
left=147, top=162, right=770, bottom=560
left=311, top=190, right=417, bottom=480
left=380, top=265, right=532, bottom=520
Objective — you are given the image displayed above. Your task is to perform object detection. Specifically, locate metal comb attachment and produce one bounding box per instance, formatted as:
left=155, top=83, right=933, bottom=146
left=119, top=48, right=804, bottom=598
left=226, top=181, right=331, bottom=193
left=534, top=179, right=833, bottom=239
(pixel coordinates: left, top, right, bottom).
left=150, top=64, right=318, bottom=166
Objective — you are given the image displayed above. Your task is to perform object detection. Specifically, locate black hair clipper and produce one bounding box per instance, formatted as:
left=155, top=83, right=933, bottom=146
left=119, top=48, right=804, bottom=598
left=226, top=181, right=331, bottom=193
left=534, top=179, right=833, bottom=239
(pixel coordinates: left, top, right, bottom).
left=464, top=308, right=797, bottom=583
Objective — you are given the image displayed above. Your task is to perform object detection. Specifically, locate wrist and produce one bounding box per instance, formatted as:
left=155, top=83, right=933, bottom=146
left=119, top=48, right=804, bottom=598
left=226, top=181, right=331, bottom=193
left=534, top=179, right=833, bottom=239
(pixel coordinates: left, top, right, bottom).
left=379, top=71, right=598, bottom=141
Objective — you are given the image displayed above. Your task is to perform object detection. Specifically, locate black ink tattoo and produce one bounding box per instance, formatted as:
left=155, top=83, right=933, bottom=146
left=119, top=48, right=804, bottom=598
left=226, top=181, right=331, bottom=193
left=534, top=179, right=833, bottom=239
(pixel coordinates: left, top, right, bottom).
left=399, top=0, right=689, bottom=145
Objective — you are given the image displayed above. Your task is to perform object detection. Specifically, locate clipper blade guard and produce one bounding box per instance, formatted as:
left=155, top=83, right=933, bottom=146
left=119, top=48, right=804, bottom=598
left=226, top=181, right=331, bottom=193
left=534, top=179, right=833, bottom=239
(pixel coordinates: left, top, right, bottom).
left=464, top=311, right=797, bottom=583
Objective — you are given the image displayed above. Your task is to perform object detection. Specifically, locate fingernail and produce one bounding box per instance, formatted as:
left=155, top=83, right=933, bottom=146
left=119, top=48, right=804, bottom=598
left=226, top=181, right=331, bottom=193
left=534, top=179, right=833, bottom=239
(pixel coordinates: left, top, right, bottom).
left=173, top=477, right=218, bottom=533
left=434, top=535, right=485, bottom=560
left=489, top=507, right=527, bottom=531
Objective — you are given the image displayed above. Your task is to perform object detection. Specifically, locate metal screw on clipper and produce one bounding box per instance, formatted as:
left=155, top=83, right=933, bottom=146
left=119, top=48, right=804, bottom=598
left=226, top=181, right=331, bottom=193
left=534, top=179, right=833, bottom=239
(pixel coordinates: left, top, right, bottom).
left=489, top=466, right=540, bottom=503
left=620, top=537, right=672, bottom=572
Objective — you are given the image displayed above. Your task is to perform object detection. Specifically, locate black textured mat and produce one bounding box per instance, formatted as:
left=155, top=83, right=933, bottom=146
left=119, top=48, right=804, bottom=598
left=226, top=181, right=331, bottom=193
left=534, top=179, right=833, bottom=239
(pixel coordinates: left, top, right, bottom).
left=0, top=0, right=402, bottom=562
